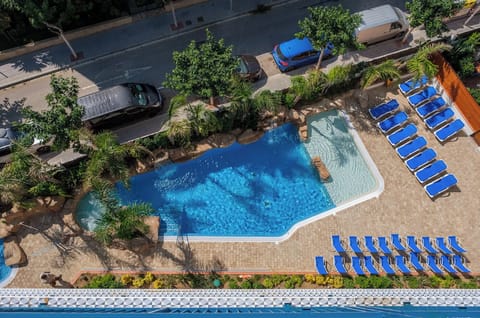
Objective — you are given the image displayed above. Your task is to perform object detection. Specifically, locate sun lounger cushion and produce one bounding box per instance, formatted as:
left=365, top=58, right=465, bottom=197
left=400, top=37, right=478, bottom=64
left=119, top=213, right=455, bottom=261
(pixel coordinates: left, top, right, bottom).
left=352, top=256, right=365, bottom=275
left=391, top=234, right=406, bottom=251
left=332, top=235, right=346, bottom=253
left=380, top=256, right=395, bottom=274
left=349, top=236, right=362, bottom=253
left=424, top=107, right=454, bottom=130
left=386, top=123, right=417, bottom=147
left=378, top=237, right=392, bottom=254
left=415, top=160, right=447, bottom=183
left=334, top=255, right=348, bottom=274
left=405, top=148, right=437, bottom=171
left=407, top=86, right=437, bottom=107
left=427, top=255, right=443, bottom=274
left=395, top=136, right=427, bottom=159
left=434, top=119, right=464, bottom=142
left=448, top=236, right=466, bottom=253
left=407, top=236, right=423, bottom=253
left=364, top=256, right=379, bottom=275
left=424, top=174, right=457, bottom=198
left=452, top=255, right=470, bottom=273
left=440, top=255, right=456, bottom=274
left=377, top=111, right=408, bottom=133
left=369, top=99, right=399, bottom=120
left=395, top=255, right=411, bottom=274
left=315, top=256, right=328, bottom=275
left=364, top=236, right=378, bottom=254
left=422, top=237, right=437, bottom=254
left=399, top=75, right=428, bottom=96
left=409, top=252, right=424, bottom=271
left=436, top=237, right=453, bottom=254
left=415, top=97, right=446, bottom=118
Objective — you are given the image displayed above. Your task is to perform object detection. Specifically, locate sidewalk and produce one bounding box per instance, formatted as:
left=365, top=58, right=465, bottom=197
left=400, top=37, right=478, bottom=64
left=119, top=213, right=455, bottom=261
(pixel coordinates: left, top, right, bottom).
left=0, top=0, right=290, bottom=90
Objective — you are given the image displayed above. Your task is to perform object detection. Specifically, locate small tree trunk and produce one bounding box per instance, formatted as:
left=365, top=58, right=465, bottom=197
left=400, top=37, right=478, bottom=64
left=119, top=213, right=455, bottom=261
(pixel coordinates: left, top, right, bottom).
left=209, top=96, right=215, bottom=106
left=315, top=48, right=325, bottom=70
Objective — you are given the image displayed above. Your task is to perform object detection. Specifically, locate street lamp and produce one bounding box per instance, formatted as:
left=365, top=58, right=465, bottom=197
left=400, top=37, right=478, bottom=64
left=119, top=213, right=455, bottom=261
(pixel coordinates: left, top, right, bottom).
left=44, top=22, right=80, bottom=61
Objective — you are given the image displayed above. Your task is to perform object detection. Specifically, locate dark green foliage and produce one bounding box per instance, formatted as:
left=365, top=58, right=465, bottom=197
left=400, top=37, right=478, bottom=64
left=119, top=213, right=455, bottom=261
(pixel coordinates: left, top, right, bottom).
left=342, top=277, right=356, bottom=288
left=85, top=274, right=124, bottom=289
left=228, top=280, right=239, bottom=289
left=446, top=32, right=480, bottom=78
left=468, top=87, right=480, bottom=104
left=19, top=75, right=84, bottom=152
left=284, top=275, right=304, bottom=289
left=164, top=29, right=238, bottom=103
left=406, top=0, right=462, bottom=38
left=240, top=279, right=252, bottom=289
left=296, top=5, right=361, bottom=69
left=137, top=131, right=171, bottom=150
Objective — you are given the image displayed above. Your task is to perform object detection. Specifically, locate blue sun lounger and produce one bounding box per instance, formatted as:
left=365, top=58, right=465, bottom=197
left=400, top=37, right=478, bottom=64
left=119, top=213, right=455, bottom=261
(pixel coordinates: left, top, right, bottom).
left=332, top=235, right=346, bottom=253
left=364, top=236, right=378, bottom=253
left=349, top=236, right=363, bottom=253
left=396, top=136, right=427, bottom=160
left=434, top=119, right=465, bottom=143
left=395, top=255, right=411, bottom=274
left=315, top=256, right=328, bottom=275
left=452, top=255, right=471, bottom=273
left=380, top=256, right=395, bottom=275
left=378, top=111, right=408, bottom=134
left=424, top=174, right=458, bottom=198
left=364, top=256, right=379, bottom=275
left=427, top=255, right=443, bottom=274
left=422, top=237, right=437, bottom=254
left=334, top=255, right=348, bottom=274
left=369, top=99, right=400, bottom=120
left=436, top=237, right=453, bottom=254
left=440, top=255, right=457, bottom=274
left=409, top=252, right=425, bottom=271
left=405, top=148, right=437, bottom=172
left=378, top=237, right=392, bottom=254
left=407, top=86, right=438, bottom=107
left=399, top=75, right=428, bottom=96
left=352, top=256, right=365, bottom=275
left=415, top=97, right=446, bottom=118
left=448, top=236, right=466, bottom=253
left=391, top=234, right=406, bottom=251
left=415, top=160, right=447, bottom=184
left=407, top=236, right=423, bottom=253
left=425, top=107, right=454, bottom=130
left=386, top=123, right=417, bottom=147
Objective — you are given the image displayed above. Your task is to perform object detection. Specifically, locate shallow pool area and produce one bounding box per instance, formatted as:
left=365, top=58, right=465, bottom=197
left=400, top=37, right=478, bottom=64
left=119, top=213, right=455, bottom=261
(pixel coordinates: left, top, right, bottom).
left=76, top=110, right=382, bottom=240
left=0, top=239, right=15, bottom=288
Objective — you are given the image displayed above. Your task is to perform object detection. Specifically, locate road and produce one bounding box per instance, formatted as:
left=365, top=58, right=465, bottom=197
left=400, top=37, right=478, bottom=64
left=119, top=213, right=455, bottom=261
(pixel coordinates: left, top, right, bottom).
left=0, top=0, right=407, bottom=163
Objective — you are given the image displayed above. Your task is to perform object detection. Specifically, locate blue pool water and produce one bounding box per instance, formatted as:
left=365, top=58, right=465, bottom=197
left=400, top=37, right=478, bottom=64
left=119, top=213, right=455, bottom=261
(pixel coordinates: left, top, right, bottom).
left=76, top=110, right=378, bottom=238
left=0, top=239, right=12, bottom=284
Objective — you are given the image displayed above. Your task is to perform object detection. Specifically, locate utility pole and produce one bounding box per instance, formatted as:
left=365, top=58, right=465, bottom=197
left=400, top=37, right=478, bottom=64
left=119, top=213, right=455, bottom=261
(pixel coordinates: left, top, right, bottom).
left=44, top=22, right=79, bottom=60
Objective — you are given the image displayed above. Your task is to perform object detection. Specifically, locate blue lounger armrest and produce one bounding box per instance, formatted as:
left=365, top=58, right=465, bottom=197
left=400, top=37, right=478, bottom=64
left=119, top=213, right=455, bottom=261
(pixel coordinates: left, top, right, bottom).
left=364, top=256, right=379, bottom=275
left=434, top=119, right=464, bottom=143
left=396, top=136, right=427, bottom=160
left=452, top=255, right=471, bottom=273
left=395, top=255, right=411, bottom=274
left=377, top=111, right=408, bottom=134
left=399, top=75, right=428, bottom=96
left=448, top=236, right=466, bottom=253
left=405, top=148, right=437, bottom=172
left=315, top=256, right=328, bottom=275
left=415, top=160, right=447, bottom=184
left=407, top=236, right=423, bottom=253
left=352, top=256, right=366, bottom=275
left=425, top=107, right=454, bottom=130
left=369, top=99, right=399, bottom=120
left=407, top=86, right=437, bottom=107
left=424, top=174, right=457, bottom=198
left=409, top=252, right=424, bottom=271
left=416, top=97, right=446, bottom=118
left=387, top=123, right=417, bottom=147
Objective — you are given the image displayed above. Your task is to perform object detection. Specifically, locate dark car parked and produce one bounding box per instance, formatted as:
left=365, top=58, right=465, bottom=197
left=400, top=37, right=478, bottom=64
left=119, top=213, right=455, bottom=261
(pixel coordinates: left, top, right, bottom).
left=0, top=127, right=17, bottom=154
left=237, top=55, right=263, bottom=81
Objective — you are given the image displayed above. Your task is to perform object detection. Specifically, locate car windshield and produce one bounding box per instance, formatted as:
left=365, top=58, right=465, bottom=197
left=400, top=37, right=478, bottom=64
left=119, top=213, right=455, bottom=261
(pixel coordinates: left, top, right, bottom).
left=237, top=58, right=248, bottom=73
left=129, top=84, right=148, bottom=106
left=276, top=45, right=288, bottom=61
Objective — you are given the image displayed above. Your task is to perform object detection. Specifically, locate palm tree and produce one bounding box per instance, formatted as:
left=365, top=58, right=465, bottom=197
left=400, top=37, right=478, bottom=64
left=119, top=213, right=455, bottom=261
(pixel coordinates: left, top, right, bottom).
left=406, top=42, right=452, bottom=81
left=186, top=104, right=222, bottom=138
left=78, top=129, right=151, bottom=189
left=166, top=119, right=192, bottom=147
left=361, top=60, right=401, bottom=88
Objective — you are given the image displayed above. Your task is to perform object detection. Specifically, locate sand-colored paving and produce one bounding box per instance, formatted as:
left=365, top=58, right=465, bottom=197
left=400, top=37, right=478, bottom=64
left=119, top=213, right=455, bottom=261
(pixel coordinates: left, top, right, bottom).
left=7, top=85, right=480, bottom=288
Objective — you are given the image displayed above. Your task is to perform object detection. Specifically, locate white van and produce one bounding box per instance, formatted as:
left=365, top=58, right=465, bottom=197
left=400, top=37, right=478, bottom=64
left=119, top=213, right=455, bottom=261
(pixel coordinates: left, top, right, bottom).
left=356, top=5, right=409, bottom=45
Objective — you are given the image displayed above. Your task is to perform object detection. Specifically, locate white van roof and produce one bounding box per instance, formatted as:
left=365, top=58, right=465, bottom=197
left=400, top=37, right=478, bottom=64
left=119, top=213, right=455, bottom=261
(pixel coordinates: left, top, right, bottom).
left=357, top=5, right=401, bottom=32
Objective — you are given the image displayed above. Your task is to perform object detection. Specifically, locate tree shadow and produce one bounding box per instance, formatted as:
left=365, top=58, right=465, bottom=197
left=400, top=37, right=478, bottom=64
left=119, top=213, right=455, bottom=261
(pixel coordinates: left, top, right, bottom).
left=10, top=50, right=63, bottom=73
left=0, top=97, right=26, bottom=125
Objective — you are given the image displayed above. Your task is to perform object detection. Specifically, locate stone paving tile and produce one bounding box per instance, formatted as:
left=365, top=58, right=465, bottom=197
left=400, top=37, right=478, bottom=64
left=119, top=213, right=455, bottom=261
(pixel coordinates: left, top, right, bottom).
left=7, top=86, right=480, bottom=288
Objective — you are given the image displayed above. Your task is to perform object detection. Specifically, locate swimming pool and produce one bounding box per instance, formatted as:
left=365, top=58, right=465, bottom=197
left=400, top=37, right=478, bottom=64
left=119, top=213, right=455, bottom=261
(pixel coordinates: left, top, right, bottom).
left=76, top=110, right=381, bottom=240
left=0, top=239, right=15, bottom=288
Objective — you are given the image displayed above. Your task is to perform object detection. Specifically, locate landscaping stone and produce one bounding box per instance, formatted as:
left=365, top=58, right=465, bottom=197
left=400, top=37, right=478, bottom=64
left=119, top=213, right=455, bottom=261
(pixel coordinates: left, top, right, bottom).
left=4, top=239, right=26, bottom=267
left=237, top=129, right=264, bottom=144
left=207, top=133, right=235, bottom=148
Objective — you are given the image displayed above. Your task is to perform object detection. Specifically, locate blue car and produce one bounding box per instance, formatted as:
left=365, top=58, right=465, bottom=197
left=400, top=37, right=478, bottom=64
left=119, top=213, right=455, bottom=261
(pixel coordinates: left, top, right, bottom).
left=272, top=37, right=333, bottom=72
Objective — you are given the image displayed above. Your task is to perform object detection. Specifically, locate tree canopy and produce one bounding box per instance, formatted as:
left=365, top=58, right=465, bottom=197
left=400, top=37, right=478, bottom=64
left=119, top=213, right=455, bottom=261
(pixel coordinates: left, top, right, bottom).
left=163, top=29, right=238, bottom=105
left=405, top=0, right=462, bottom=38
left=19, top=75, right=84, bottom=152
left=296, top=5, right=361, bottom=70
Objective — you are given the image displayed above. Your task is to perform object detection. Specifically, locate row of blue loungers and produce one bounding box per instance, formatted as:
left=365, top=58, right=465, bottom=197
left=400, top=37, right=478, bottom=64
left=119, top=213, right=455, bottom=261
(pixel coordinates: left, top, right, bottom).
left=369, top=95, right=458, bottom=198
left=315, top=235, right=470, bottom=276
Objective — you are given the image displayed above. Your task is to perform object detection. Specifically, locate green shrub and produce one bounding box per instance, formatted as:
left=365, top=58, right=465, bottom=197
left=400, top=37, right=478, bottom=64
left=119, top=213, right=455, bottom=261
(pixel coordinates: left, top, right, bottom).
left=85, top=274, right=123, bottom=289
left=262, top=277, right=274, bottom=289
left=458, top=280, right=479, bottom=289
left=137, top=131, right=171, bottom=150
left=343, top=277, right=355, bottom=289
left=228, top=280, right=239, bottom=289
left=468, top=87, right=480, bottom=104
left=405, top=276, right=420, bottom=289
left=252, top=282, right=264, bottom=289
